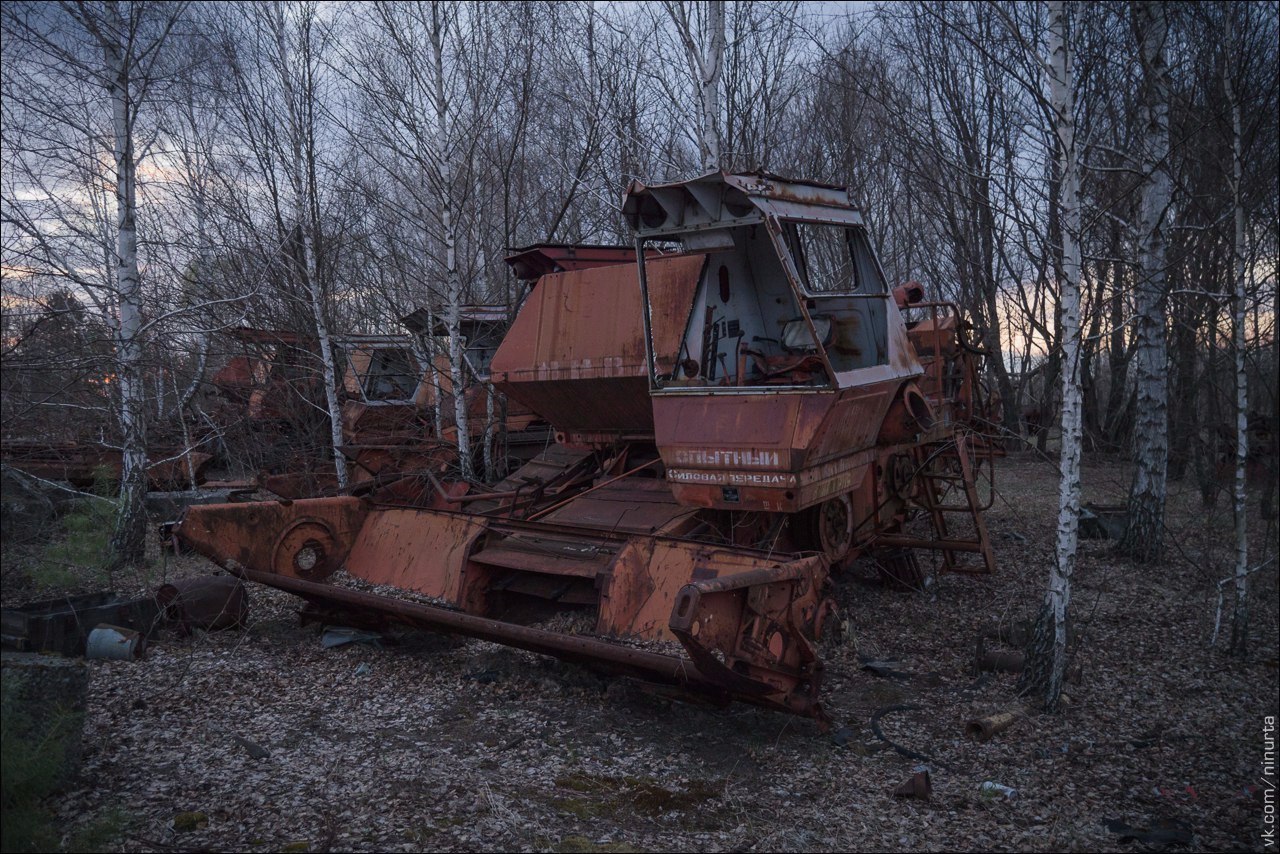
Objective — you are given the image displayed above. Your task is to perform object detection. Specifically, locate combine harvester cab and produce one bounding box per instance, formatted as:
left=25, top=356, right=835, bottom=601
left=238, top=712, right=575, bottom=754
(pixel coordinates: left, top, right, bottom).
left=179, top=172, right=996, bottom=726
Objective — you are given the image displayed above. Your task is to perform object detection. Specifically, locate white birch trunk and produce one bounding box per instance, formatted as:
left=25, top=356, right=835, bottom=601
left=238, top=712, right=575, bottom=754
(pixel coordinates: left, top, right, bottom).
left=1121, top=0, right=1171, bottom=561
left=430, top=7, right=473, bottom=481
left=1044, top=0, right=1082, bottom=710
left=174, top=333, right=209, bottom=417
left=472, top=150, right=495, bottom=481
left=668, top=1, right=725, bottom=173
left=1021, top=0, right=1081, bottom=712
left=104, top=3, right=148, bottom=567
left=411, top=196, right=447, bottom=442
left=445, top=278, right=473, bottom=480
left=275, top=4, right=348, bottom=489
left=699, top=1, right=725, bottom=172
left=419, top=307, right=446, bottom=442
left=1227, top=71, right=1249, bottom=656
left=303, top=228, right=349, bottom=489
left=155, top=370, right=166, bottom=420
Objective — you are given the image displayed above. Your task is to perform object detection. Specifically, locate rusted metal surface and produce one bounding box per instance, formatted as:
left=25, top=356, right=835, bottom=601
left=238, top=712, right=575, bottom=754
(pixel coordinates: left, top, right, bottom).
left=179, top=497, right=369, bottom=582
left=667, top=554, right=832, bottom=721
left=261, top=471, right=340, bottom=500
left=893, top=281, right=926, bottom=308
left=975, top=648, right=1025, bottom=673
left=0, top=441, right=212, bottom=490
left=338, top=338, right=430, bottom=407
left=463, top=445, right=600, bottom=516
left=539, top=478, right=700, bottom=536
left=504, top=244, right=637, bottom=281
left=965, top=708, right=1023, bottom=742
left=893, top=771, right=933, bottom=800
left=599, top=540, right=766, bottom=642
left=177, top=171, right=1002, bottom=726
left=211, top=325, right=551, bottom=501
left=345, top=509, right=489, bottom=606
left=623, top=172, right=864, bottom=236
left=979, top=618, right=1033, bottom=647
left=176, top=491, right=837, bottom=721
left=212, top=328, right=322, bottom=422
left=654, top=388, right=895, bottom=515
left=489, top=254, right=705, bottom=439
left=155, top=576, right=248, bottom=633
left=228, top=564, right=828, bottom=720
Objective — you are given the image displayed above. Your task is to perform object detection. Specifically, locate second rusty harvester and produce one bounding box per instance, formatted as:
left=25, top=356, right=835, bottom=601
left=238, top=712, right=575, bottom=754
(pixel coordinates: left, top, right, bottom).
left=178, top=172, right=999, bottom=725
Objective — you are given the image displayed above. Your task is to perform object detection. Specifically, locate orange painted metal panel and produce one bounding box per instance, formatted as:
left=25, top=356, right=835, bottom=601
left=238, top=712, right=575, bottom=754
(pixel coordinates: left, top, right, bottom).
left=178, top=497, right=369, bottom=582
left=541, top=479, right=700, bottom=535
left=598, top=539, right=779, bottom=642
left=491, top=254, right=704, bottom=434
left=344, top=509, right=487, bottom=605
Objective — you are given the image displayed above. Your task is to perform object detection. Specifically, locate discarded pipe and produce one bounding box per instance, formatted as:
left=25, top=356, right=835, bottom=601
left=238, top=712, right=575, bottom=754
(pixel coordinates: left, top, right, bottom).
left=975, top=645, right=1082, bottom=682
left=976, top=648, right=1025, bottom=673
left=965, top=708, right=1024, bottom=742
left=86, top=624, right=145, bottom=660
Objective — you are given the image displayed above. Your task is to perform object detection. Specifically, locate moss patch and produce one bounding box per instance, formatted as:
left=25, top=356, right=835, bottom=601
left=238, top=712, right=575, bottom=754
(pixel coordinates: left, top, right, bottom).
left=549, top=772, right=723, bottom=827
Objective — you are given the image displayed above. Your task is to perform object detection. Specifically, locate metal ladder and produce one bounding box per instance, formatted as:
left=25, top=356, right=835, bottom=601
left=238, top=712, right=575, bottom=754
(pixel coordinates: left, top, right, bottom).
left=877, top=432, right=996, bottom=575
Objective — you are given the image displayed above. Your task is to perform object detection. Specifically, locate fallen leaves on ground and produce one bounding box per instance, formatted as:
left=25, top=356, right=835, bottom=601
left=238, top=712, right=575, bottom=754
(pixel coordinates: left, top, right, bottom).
left=30, top=456, right=1280, bottom=851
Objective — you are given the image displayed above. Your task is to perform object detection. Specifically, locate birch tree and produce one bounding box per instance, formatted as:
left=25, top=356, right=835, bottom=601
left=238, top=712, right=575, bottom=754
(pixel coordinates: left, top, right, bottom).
left=2, top=0, right=185, bottom=567
left=1021, top=0, right=1081, bottom=712
left=660, top=0, right=726, bottom=172
left=340, top=1, right=511, bottom=483
left=272, top=1, right=346, bottom=489
left=1213, top=1, right=1278, bottom=655
left=1118, top=0, right=1172, bottom=561
left=213, top=1, right=350, bottom=488
left=1226, top=63, right=1250, bottom=655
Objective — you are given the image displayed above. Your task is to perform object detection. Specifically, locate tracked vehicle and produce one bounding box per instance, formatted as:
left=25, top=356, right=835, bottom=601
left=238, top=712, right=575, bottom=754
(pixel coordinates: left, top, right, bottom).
left=178, top=173, right=998, bottom=725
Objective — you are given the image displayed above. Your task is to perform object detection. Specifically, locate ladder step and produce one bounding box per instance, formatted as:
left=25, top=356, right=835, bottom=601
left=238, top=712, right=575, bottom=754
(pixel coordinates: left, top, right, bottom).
left=875, top=534, right=983, bottom=553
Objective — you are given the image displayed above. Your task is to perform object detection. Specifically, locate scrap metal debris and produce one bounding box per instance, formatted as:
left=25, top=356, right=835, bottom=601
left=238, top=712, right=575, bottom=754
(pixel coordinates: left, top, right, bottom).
left=893, top=770, right=932, bottom=800
left=965, top=708, right=1024, bottom=742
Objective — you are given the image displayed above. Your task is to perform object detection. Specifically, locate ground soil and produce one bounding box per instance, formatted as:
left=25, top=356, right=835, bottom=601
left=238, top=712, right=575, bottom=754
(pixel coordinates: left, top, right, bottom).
left=5, top=452, right=1278, bottom=852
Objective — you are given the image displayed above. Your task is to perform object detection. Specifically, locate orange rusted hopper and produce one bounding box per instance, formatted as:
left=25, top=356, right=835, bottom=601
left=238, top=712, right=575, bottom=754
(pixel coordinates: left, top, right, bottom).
left=179, top=172, right=999, bottom=726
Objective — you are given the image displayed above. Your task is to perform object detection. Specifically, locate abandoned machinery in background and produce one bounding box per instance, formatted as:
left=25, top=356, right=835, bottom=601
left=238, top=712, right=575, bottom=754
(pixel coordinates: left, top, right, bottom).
left=208, top=318, right=555, bottom=501
left=178, top=172, right=1000, bottom=726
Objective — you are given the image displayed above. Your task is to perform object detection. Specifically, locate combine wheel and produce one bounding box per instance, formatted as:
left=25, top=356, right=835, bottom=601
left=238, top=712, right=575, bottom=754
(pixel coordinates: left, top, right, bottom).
left=272, top=518, right=342, bottom=580
left=798, top=493, right=855, bottom=562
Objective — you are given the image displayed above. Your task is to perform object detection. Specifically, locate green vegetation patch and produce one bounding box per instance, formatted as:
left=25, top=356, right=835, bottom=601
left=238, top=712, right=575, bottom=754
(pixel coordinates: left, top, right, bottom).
left=30, top=468, right=117, bottom=591
left=550, top=772, right=723, bottom=826
left=1, top=675, right=85, bottom=852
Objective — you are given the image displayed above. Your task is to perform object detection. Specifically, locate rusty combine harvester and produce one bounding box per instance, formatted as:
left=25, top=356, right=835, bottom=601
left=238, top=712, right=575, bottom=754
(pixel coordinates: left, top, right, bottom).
left=213, top=319, right=554, bottom=501
left=178, top=173, right=998, bottom=726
